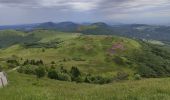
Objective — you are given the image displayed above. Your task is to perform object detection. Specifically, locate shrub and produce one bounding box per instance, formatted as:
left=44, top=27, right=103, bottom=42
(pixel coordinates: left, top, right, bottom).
left=113, top=56, right=128, bottom=65
left=70, top=67, right=81, bottom=81
left=48, top=69, right=58, bottom=79
left=7, top=63, right=17, bottom=69
left=60, top=66, right=68, bottom=73
left=17, top=65, right=37, bottom=74
left=35, top=66, right=46, bottom=78
left=84, top=75, right=112, bottom=84
left=116, top=71, right=129, bottom=80
left=42, top=48, right=45, bottom=52
left=134, top=74, right=141, bottom=80
left=17, top=67, right=23, bottom=73
left=23, top=59, right=44, bottom=66
left=51, top=61, right=55, bottom=64
left=74, top=76, right=84, bottom=83
left=57, top=72, right=71, bottom=81
left=138, top=65, right=157, bottom=78
left=7, top=59, right=19, bottom=66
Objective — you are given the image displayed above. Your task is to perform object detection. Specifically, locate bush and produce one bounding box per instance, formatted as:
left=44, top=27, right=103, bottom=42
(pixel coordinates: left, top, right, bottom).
left=48, top=69, right=58, bottom=79
left=138, top=65, right=157, bottom=78
left=6, top=59, right=19, bottom=65
left=74, top=76, right=84, bottom=83
left=116, top=71, right=129, bottom=80
left=60, top=66, right=68, bottom=73
left=51, top=61, right=55, bottom=64
left=57, top=72, right=71, bottom=81
left=17, top=65, right=37, bottom=74
left=84, top=75, right=112, bottom=84
left=8, top=63, right=18, bottom=69
left=35, top=66, right=46, bottom=78
left=23, top=59, right=44, bottom=66
left=48, top=68, right=71, bottom=82
left=113, top=56, right=128, bottom=65
left=70, top=67, right=81, bottom=81
left=134, top=74, right=141, bottom=80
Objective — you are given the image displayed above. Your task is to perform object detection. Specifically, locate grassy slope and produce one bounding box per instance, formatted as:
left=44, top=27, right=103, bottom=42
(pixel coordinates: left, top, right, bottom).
left=1, top=71, right=170, bottom=100
left=1, top=30, right=170, bottom=99
left=0, top=30, right=25, bottom=37
left=0, top=31, right=140, bottom=75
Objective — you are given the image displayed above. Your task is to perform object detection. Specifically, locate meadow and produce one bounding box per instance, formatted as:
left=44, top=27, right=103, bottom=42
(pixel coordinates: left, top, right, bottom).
left=1, top=30, right=170, bottom=99
left=1, top=71, right=170, bottom=100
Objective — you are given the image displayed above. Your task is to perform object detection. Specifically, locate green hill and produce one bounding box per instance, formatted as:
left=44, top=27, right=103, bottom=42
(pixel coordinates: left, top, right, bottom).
left=0, top=32, right=140, bottom=75
left=0, top=30, right=170, bottom=99
left=0, top=30, right=170, bottom=78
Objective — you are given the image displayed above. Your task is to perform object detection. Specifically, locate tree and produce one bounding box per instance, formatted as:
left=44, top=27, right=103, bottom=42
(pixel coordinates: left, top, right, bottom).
left=70, top=67, right=81, bottom=81
left=7, top=59, right=19, bottom=66
left=35, top=66, right=46, bottom=79
left=48, top=69, right=58, bottom=79
left=70, top=67, right=81, bottom=77
left=23, top=59, right=29, bottom=65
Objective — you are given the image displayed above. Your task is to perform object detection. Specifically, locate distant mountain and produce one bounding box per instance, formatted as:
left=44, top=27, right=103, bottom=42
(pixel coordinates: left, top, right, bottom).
left=0, top=22, right=170, bottom=41
left=0, top=24, right=38, bottom=31
left=36, top=22, right=80, bottom=32
left=91, top=22, right=108, bottom=27
left=78, top=23, right=170, bottom=41
left=36, top=22, right=56, bottom=29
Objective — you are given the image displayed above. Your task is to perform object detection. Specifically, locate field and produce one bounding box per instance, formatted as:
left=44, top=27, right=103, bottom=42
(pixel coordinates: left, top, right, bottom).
left=1, top=71, right=170, bottom=100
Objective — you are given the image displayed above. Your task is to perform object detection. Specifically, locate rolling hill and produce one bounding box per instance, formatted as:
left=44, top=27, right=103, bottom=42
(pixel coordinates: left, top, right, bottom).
left=1, top=29, right=170, bottom=99
left=0, top=30, right=170, bottom=77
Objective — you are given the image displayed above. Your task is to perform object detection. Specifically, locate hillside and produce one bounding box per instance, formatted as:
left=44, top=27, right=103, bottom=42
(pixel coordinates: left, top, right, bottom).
left=0, top=30, right=170, bottom=99
left=0, top=30, right=170, bottom=78
left=0, top=30, right=139, bottom=75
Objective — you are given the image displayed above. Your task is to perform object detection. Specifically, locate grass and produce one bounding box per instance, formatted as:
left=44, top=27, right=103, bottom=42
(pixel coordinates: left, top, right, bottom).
left=1, top=30, right=170, bottom=99
left=1, top=71, right=170, bottom=100
left=0, top=34, right=140, bottom=75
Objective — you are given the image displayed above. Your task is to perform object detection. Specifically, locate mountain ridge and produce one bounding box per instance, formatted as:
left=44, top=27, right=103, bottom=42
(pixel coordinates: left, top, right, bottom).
left=0, top=21, right=170, bottom=41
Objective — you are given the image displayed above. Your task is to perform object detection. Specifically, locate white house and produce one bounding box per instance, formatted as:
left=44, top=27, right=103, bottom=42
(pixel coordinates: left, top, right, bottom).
left=0, top=72, right=8, bottom=87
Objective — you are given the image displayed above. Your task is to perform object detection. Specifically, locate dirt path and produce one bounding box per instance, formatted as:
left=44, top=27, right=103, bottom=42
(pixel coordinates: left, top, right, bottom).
left=7, top=66, right=20, bottom=73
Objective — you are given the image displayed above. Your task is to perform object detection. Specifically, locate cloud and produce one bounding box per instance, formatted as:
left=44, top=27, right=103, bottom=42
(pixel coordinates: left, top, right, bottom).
left=40, top=0, right=100, bottom=11
left=0, top=0, right=170, bottom=12
left=0, top=0, right=170, bottom=25
left=0, top=0, right=100, bottom=11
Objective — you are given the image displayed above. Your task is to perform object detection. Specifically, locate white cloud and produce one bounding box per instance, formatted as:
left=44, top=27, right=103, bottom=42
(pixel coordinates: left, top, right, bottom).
left=0, top=0, right=170, bottom=25
left=40, top=0, right=100, bottom=11
left=68, top=2, right=98, bottom=11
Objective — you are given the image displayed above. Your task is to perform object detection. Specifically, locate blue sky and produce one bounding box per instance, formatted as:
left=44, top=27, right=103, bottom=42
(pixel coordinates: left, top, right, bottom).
left=0, top=0, right=170, bottom=25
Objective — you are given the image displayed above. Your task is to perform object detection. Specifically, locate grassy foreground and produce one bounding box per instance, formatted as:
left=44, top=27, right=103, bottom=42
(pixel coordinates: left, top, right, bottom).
left=1, top=71, right=170, bottom=100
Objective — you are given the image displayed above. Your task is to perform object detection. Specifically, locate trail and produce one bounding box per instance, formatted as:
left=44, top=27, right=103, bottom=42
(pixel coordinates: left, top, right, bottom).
left=7, top=66, right=20, bottom=73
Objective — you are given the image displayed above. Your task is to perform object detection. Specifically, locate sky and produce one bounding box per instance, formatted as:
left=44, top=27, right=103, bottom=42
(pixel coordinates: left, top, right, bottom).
left=0, top=0, right=170, bottom=25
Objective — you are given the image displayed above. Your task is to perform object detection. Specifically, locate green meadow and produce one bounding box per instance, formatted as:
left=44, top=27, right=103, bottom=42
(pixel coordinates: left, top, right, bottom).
left=1, top=30, right=170, bottom=100
left=1, top=72, right=170, bottom=100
